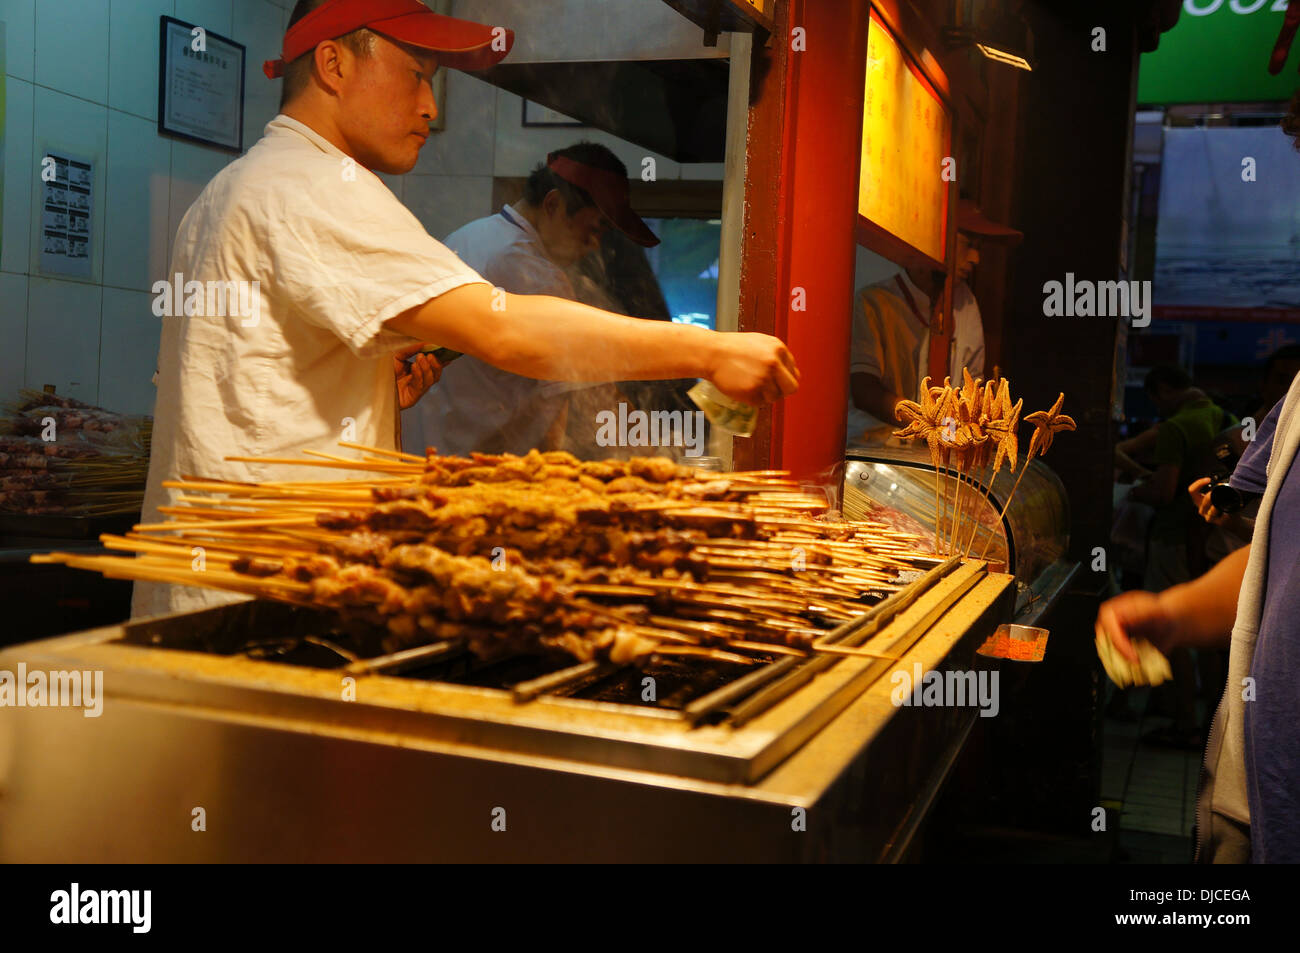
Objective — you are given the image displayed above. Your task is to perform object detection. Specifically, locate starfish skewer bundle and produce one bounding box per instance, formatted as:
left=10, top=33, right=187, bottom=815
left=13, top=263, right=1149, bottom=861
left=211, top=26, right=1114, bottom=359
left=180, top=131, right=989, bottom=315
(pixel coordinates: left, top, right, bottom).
left=892, top=372, right=1074, bottom=559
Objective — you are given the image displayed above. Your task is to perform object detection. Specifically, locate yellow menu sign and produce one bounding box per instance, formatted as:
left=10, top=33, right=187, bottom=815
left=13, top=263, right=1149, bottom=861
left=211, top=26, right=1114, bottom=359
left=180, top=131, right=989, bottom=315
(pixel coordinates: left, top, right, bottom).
left=859, top=10, right=949, bottom=264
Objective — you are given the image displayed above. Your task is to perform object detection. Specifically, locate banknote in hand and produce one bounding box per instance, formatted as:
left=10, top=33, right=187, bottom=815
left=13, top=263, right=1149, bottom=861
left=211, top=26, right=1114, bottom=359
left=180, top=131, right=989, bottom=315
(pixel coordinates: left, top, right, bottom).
left=688, top=380, right=758, bottom=437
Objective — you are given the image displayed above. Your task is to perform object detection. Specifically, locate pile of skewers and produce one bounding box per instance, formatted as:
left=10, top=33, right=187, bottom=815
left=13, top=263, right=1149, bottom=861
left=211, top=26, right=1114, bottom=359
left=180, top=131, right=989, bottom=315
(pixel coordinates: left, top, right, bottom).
left=892, top=370, right=1075, bottom=558
left=1, top=390, right=151, bottom=517
left=35, top=446, right=942, bottom=668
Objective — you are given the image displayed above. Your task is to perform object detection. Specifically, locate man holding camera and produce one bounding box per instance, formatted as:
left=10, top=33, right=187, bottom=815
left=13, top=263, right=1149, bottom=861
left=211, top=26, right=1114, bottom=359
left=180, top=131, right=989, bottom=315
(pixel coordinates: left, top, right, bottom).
left=1099, top=368, right=1300, bottom=862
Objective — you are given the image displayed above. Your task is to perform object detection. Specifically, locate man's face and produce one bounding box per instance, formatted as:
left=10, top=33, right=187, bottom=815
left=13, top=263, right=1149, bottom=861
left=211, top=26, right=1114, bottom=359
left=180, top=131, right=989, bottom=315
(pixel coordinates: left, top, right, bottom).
left=537, top=192, right=611, bottom=266
left=956, top=231, right=981, bottom=282
left=335, top=35, right=438, bottom=175
left=1148, top=383, right=1176, bottom=416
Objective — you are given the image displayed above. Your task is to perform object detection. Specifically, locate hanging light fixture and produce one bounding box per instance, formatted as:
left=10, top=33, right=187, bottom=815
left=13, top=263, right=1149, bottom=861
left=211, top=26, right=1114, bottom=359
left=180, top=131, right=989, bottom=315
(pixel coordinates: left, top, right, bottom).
left=943, top=6, right=1034, bottom=73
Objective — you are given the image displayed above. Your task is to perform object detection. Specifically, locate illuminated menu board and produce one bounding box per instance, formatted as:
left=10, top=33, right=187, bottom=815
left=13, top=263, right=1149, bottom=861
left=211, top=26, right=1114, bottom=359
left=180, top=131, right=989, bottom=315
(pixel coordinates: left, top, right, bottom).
left=858, top=9, right=950, bottom=265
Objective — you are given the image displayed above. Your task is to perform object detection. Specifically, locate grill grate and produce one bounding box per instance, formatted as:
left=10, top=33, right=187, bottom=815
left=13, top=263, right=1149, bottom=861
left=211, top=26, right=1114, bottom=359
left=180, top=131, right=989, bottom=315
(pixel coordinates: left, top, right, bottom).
left=115, top=556, right=959, bottom=726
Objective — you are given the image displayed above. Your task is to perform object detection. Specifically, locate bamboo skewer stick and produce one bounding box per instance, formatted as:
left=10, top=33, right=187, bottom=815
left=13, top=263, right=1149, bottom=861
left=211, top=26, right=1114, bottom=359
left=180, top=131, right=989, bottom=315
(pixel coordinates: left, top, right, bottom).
left=979, top=460, right=1030, bottom=561
left=301, top=449, right=367, bottom=464
left=222, top=455, right=418, bottom=474
left=960, top=459, right=991, bottom=558
left=337, top=441, right=427, bottom=463
left=133, top=515, right=318, bottom=532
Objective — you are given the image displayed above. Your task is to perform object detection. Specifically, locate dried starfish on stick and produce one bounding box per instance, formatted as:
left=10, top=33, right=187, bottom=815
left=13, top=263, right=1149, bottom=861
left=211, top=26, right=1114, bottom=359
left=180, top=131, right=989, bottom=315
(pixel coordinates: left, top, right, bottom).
left=892, top=375, right=1075, bottom=564
left=979, top=392, right=1075, bottom=559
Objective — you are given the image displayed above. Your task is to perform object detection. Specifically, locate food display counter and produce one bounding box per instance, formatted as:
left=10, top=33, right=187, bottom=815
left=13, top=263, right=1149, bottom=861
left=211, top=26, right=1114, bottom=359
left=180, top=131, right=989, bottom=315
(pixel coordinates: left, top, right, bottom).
left=0, top=554, right=1011, bottom=863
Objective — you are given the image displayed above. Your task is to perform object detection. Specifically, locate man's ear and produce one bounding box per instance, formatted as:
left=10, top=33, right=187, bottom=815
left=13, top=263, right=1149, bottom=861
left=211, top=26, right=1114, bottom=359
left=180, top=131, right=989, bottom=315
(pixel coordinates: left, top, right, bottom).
left=542, top=189, right=565, bottom=218
left=312, top=39, right=348, bottom=95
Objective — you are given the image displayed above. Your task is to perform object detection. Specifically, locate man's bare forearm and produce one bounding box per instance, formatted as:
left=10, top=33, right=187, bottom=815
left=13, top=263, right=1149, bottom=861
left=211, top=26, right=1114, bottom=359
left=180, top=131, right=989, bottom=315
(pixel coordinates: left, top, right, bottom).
left=387, top=284, right=722, bottom=382
left=1158, top=544, right=1250, bottom=650
left=850, top=373, right=903, bottom=423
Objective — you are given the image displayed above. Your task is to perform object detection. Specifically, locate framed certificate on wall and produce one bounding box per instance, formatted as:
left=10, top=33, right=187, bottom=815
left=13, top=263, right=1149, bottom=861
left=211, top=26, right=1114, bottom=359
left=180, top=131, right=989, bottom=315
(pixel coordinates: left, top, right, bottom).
left=158, top=16, right=246, bottom=153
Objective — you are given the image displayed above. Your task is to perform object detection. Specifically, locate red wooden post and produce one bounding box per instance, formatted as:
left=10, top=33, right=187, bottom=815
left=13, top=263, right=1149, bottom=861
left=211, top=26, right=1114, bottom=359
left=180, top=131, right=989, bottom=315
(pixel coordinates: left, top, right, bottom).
left=737, top=0, right=871, bottom=480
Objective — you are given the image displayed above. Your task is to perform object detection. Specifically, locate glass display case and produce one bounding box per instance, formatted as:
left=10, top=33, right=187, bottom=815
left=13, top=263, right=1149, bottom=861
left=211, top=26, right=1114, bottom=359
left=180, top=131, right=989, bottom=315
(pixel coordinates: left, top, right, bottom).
left=842, top=445, right=1070, bottom=585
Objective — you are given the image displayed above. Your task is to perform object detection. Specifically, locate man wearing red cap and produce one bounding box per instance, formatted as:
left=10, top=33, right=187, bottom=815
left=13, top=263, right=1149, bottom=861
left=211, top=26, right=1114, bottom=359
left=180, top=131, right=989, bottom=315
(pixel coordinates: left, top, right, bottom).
left=408, top=142, right=664, bottom=457
left=134, top=0, right=798, bottom=618
left=847, top=199, right=1021, bottom=444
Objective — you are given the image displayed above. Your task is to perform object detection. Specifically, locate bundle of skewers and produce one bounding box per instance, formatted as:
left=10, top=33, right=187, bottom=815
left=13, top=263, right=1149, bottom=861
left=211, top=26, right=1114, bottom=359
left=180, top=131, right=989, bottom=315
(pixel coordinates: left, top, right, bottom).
left=35, top=446, right=942, bottom=669
left=892, top=370, right=1075, bottom=558
left=0, top=390, right=151, bottom=517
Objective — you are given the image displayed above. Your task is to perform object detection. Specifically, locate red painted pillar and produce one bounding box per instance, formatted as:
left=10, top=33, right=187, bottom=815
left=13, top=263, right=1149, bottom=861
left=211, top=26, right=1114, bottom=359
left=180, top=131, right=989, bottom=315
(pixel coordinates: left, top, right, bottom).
left=772, top=0, right=870, bottom=481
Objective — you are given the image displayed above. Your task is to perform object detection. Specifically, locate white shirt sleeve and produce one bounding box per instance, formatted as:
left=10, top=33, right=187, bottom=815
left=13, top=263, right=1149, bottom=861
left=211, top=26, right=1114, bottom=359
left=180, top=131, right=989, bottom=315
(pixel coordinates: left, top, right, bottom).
left=952, top=284, right=985, bottom=379
left=263, top=178, right=489, bottom=358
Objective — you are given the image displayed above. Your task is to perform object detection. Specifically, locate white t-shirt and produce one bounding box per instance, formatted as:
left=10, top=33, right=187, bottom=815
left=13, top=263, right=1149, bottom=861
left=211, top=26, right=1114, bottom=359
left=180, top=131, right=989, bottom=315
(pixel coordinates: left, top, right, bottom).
left=403, top=204, right=586, bottom=457
left=132, top=115, right=486, bottom=618
left=846, top=272, right=985, bottom=444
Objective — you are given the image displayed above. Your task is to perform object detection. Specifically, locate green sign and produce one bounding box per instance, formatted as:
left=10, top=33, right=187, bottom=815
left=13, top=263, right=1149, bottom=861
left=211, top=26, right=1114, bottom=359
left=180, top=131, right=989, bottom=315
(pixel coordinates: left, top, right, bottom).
left=1139, top=0, right=1298, bottom=105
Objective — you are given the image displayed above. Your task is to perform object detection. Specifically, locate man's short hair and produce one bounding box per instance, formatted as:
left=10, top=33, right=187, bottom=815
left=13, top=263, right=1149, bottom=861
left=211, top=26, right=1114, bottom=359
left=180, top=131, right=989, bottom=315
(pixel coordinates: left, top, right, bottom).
left=279, top=0, right=377, bottom=109
left=1144, top=364, right=1192, bottom=394
left=524, top=142, right=628, bottom=215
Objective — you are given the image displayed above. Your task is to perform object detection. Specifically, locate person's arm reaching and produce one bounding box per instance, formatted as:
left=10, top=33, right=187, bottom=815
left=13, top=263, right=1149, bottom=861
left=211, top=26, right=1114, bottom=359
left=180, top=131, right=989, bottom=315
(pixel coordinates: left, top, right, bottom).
left=385, top=284, right=799, bottom=405
left=1115, top=424, right=1160, bottom=460
left=1096, top=543, right=1249, bottom=663
left=850, top=372, right=904, bottom=424
left=1129, top=462, right=1180, bottom=505
left=1115, top=425, right=1158, bottom=478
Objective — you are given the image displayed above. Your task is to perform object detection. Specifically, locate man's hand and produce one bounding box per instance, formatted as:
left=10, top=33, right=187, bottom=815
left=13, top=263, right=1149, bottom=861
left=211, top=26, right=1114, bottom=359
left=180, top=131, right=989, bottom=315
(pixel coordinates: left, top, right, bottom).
left=707, top=333, right=800, bottom=406
left=1096, top=590, right=1177, bottom=663
left=394, top=342, right=443, bottom=409
left=1188, top=477, right=1229, bottom=526
left=1096, top=544, right=1248, bottom=663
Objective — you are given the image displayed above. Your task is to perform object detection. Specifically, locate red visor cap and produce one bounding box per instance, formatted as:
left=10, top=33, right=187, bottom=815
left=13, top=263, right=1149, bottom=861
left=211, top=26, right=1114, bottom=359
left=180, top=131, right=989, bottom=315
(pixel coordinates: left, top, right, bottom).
left=264, top=0, right=514, bottom=79
left=957, top=198, right=1023, bottom=245
left=548, top=155, right=660, bottom=248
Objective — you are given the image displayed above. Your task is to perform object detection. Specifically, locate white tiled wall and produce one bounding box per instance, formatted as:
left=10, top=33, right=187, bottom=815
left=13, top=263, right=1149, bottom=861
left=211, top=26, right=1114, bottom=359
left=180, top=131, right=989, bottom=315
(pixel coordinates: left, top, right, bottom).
left=1, top=0, right=290, bottom=413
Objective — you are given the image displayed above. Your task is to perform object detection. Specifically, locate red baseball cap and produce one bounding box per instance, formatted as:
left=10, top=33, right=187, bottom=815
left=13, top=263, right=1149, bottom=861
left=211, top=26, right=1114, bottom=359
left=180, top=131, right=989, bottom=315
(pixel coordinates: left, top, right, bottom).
left=957, top=199, right=1022, bottom=245
left=548, top=154, right=660, bottom=248
left=264, top=0, right=514, bottom=79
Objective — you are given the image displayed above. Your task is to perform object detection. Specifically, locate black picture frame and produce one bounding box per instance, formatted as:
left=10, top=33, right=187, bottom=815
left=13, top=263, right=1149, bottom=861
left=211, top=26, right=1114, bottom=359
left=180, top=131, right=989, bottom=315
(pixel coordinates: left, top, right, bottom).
left=157, top=15, right=246, bottom=154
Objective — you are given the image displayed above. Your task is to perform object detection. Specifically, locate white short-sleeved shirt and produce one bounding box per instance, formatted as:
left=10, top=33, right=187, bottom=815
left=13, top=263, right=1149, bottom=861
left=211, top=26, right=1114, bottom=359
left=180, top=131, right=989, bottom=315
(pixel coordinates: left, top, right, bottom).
left=132, top=115, right=486, bottom=618
left=402, top=204, right=587, bottom=457
left=846, top=272, right=985, bottom=444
